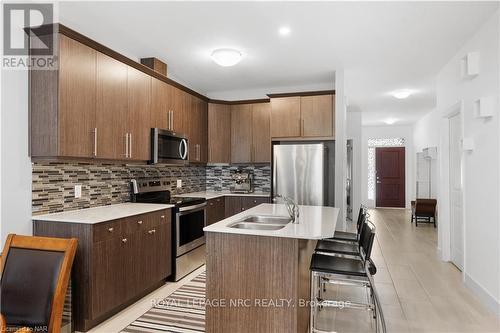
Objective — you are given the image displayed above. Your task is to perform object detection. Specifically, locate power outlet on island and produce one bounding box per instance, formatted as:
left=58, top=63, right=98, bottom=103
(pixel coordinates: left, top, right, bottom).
left=74, top=184, right=82, bottom=198
left=176, top=179, right=182, bottom=188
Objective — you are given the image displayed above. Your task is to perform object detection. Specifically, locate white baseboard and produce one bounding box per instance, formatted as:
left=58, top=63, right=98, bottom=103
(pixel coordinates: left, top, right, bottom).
left=464, top=272, right=500, bottom=316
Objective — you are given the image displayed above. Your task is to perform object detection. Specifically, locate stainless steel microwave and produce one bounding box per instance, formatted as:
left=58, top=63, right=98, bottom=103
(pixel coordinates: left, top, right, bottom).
left=150, top=128, right=188, bottom=164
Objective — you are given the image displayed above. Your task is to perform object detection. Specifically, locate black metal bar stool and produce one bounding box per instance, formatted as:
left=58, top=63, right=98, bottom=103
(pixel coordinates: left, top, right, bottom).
left=309, top=221, right=386, bottom=333
left=327, top=205, right=367, bottom=243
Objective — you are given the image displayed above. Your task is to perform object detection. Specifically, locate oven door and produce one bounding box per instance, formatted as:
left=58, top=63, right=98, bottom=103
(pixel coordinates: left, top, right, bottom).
left=151, top=128, right=188, bottom=164
left=176, top=203, right=206, bottom=256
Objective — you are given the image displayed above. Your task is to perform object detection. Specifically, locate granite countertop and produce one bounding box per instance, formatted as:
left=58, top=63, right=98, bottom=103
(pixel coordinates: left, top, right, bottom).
left=32, top=203, right=175, bottom=224
left=203, top=203, right=339, bottom=240
left=176, top=191, right=271, bottom=200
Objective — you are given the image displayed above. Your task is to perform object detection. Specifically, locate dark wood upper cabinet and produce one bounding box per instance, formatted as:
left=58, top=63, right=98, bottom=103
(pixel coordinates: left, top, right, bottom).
left=96, top=53, right=128, bottom=159
left=270, top=94, right=334, bottom=139
left=151, top=78, right=169, bottom=130
left=127, top=67, right=151, bottom=161
left=32, top=34, right=97, bottom=158
left=230, top=103, right=271, bottom=164
left=270, top=97, right=301, bottom=138
left=170, top=85, right=187, bottom=134
left=186, top=95, right=208, bottom=163
left=251, top=103, right=271, bottom=163
left=208, top=103, right=231, bottom=163
left=301, top=94, right=334, bottom=137
left=231, top=104, right=253, bottom=163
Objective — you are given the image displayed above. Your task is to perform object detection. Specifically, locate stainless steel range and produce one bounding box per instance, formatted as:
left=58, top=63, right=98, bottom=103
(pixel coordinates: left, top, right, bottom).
left=130, top=178, right=206, bottom=281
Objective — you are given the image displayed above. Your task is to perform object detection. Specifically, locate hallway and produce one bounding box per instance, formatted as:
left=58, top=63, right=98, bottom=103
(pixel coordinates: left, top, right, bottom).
left=317, top=208, right=500, bottom=332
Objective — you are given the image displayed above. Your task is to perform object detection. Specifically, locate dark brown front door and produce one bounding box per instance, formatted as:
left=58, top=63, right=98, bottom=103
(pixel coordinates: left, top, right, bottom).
left=376, top=147, right=405, bottom=208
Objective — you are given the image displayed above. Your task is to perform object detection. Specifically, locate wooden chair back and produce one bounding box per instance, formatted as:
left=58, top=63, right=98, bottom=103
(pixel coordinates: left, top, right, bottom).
left=0, top=234, right=77, bottom=333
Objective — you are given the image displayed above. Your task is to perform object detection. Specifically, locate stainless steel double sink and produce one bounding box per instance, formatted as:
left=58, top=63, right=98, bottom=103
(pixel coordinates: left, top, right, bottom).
left=227, top=215, right=292, bottom=231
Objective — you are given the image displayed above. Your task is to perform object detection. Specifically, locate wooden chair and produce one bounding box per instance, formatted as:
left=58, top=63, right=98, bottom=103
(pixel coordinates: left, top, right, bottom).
left=411, top=199, right=437, bottom=227
left=0, top=234, right=77, bottom=333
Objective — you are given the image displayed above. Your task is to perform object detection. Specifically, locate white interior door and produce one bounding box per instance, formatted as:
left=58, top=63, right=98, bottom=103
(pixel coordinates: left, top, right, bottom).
left=449, top=113, right=464, bottom=270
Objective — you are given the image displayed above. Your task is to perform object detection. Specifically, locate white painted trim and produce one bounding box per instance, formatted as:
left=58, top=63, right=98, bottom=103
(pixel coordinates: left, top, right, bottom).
left=464, top=272, right=500, bottom=316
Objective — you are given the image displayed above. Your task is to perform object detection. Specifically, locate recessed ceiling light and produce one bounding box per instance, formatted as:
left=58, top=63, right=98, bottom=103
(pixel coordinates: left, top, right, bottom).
left=211, top=48, right=243, bottom=67
left=391, top=89, right=413, bottom=99
left=279, top=26, right=291, bottom=36
left=384, top=118, right=398, bottom=125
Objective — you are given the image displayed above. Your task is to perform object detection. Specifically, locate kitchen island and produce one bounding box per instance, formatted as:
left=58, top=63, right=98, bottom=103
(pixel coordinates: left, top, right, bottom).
left=203, top=203, right=339, bottom=333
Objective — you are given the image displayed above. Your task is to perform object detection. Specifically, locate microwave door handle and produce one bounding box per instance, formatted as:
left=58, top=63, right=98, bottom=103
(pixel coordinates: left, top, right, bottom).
left=181, top=139, right=188, bottom=160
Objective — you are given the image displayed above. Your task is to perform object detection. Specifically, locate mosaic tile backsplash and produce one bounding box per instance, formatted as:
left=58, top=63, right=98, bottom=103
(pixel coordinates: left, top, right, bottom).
left=32, top=162, right=206, bottom=215
left=206, top=165, right=271, bottom=193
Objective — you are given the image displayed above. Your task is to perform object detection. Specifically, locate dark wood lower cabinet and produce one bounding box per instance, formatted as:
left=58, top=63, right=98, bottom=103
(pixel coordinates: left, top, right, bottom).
left=207, top=197, right=225, bottom=225
left=224, top=196, right=271, bottom=218
left=33, top=208, right=172, bottom=332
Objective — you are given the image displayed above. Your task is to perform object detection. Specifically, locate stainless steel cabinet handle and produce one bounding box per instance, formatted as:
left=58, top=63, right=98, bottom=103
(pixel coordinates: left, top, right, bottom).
left=122, top=238, right=127, bottom=243
left=124, top=133, right=129, bottom=158
left=170, top=110, right=174, bottom=130
left=148, top=229, right=156, bottom=234
left=137, top=220, right=143, bottom=225
left=129, top=133, right=132, bottom=158
left=160, top=215, right=165, bottom=219
left=108, top=227, right=114, bottom=232
left=93, top=128, right=98, bottom=157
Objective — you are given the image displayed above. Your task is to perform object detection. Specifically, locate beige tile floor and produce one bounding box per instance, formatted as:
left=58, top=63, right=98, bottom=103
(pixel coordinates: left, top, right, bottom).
left=315, top=208, right=500, bottom=333
left=89, top=208, right=499, bottom=333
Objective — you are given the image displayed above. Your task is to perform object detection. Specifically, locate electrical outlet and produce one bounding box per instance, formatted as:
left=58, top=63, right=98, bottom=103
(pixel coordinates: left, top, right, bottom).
left=74, top=184, right=82, bottom=198
left=176, top=179, right=182, bottom=188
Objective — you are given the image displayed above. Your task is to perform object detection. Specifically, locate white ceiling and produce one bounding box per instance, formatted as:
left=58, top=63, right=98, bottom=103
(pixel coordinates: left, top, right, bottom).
left=58, top=1, right=498, bottom=125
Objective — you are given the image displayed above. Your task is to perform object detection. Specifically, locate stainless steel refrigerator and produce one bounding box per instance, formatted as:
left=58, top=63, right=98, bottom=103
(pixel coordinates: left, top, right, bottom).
left=272, top=141, right=335, bottom=207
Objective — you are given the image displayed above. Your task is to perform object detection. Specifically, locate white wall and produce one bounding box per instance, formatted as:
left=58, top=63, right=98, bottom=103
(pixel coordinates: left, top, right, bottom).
left=334, top=70, right=347, bottom=229
left=413, top=10, right=500, bottom=314
left=361, top=125, right=414, bottom=209
left=347, top=109, right=362, bottom=222
left=0, top=69, right=32, bottom=245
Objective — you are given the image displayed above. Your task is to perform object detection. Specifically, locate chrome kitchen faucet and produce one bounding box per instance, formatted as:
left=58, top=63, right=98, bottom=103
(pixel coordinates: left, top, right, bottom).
left=274, top=194, right=299, bottom=223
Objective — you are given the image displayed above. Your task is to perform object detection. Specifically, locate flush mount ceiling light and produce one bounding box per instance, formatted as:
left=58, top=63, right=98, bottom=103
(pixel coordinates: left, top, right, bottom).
left=211, top=48, right=243, bottom=67
left=384, top=118, right=398, bottom=125
left=279, top=26, right=291, bottom=36
left=391, top=89, right=413, bottom=99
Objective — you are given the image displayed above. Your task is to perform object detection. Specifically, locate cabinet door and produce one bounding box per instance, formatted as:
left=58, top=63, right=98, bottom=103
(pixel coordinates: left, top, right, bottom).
left=252, top=103, right=271, bottom=163
left=58, top=34, right=96, bottom=157
left=91, top=237, right=125, bottom=317
left=151, top=78, right=169, bottom=129
left=197, top=98, right=208, bottom=163
left=169, top=86, right=186, bottom=133
left=96, top=53, right=128, bottom=159
left=225, top=196, right=242, bottom=217
left=208, top=103, right=231, bottom=163
left=215, top=197, right=226, bottom=221
left=301, top=94, right=334, bottom=137
left=155, top=213, right=172, bottom=280
left=270, top=97, right=301, bottom=138
left=206, top=199, right=218, bottom=226
left=127, top=67, right=151, bottom=161
left=231, top=104, right=253, bottom=163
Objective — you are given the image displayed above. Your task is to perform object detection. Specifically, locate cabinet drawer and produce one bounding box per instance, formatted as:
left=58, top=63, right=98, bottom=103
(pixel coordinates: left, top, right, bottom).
left=93, top=219, right=123, bottom=242
left=124, top=213, right=153, bottom=234
left=151, top=209, right=171, bottom=226
left=241, top=196, right=270, bottom=210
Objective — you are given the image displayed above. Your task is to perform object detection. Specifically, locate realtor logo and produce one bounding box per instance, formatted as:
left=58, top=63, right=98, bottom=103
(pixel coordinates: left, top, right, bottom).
left=3, top=3, right=53, bottom=55
left=3, top=2, right=56, bottom=69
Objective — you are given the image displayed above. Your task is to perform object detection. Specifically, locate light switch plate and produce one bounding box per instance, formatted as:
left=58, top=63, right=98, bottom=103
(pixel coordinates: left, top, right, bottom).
left=176, top=179, right=182, bottom=188
left=74, top=184, right=82, bottom=198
